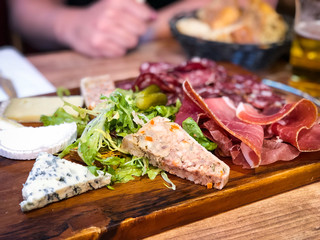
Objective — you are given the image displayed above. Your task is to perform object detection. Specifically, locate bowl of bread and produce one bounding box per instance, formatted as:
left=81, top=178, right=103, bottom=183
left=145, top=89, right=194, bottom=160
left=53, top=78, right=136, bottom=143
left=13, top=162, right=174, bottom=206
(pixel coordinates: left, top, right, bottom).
left=170, top=0, right=292, bottom=71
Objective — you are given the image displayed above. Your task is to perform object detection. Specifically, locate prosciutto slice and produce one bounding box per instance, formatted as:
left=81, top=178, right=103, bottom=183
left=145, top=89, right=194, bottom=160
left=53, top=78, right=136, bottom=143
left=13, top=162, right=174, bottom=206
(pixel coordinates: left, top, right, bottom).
left=237, top=99, right=320, bottom=152
left=204, top=98, right=264, bottom=168
left=260, top=139, right=300, bottom=165
left=178, top=81, right=264, bottom=168
left=202, top=119, right=233, bottom=157
left=134, top=58, right=320, bottom=168
left=236, top=99, right=318, bottom=125
left=176, top=80, right=320, bottom=169
left=175, top=82, right=204, bottom=126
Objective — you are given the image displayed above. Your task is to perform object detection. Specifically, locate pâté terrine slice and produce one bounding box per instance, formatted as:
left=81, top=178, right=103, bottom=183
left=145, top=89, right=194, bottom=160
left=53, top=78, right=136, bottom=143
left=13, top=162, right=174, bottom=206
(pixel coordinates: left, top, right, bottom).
left=121, top=116, right=230, bottom=189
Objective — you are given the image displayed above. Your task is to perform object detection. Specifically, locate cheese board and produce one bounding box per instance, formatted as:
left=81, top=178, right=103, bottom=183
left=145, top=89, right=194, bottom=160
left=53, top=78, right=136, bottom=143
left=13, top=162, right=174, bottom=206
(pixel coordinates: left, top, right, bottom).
left=1, top=64, right=320, bottom=240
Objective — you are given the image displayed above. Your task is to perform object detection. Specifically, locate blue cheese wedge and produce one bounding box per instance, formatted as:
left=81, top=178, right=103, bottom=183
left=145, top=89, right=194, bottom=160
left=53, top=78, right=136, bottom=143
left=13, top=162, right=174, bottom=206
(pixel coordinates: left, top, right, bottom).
left=20, top=152, right=111, bottom=212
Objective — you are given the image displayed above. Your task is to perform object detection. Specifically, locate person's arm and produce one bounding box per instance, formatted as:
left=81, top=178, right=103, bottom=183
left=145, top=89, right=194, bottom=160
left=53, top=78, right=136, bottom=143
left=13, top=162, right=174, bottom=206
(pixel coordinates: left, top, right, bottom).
left=8, top=0, right=66, bottom=50
left=8, top=0, right=156, bottom=57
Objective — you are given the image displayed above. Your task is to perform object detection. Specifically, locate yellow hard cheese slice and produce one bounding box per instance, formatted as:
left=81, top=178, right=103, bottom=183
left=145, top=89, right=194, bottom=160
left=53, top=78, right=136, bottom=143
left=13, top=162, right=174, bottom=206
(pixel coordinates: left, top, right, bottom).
left=2, top=96, right=83, bottom=122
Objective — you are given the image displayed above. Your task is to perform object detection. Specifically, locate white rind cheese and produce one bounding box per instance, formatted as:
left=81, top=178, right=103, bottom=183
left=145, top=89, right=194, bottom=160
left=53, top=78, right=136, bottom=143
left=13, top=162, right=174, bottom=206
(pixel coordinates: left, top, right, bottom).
left=0, top=122, right=77, bottom=160
left=0, top=116, right=24, bottom=130
left=20, top=152, right=111, bottom=212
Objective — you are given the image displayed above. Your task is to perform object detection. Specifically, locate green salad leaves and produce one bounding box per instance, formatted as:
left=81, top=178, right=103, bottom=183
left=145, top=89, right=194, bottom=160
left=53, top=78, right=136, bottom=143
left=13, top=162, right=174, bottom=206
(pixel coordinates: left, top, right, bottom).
left=42, top=85, right=180, bottom=188
left=182, top=117, right=217, bottom=151
left=41, top=85, right=217, bottom=189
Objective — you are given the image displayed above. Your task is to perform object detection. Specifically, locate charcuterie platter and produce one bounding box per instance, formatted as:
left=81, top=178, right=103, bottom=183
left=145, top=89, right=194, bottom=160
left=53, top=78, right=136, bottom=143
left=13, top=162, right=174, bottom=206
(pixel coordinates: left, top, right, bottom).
left=0, top=60, right=319, bottom=240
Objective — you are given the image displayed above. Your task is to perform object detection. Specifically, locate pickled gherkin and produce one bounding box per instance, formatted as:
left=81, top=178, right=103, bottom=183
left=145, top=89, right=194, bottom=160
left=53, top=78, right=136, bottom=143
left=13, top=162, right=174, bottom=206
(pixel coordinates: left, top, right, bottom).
left=135, top=85, right=168, bottom=110
left=137, top=84, right=162, bottom=96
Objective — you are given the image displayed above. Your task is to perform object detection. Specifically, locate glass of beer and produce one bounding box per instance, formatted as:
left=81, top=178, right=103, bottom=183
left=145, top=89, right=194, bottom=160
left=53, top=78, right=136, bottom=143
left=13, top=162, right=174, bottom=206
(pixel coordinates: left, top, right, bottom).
left=289, top=0, right=320, bottom=97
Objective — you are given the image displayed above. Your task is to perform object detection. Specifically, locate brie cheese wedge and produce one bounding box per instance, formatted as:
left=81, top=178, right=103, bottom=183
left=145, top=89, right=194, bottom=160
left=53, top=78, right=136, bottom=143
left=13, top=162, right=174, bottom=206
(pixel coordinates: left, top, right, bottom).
left=0, top=122, right=77, bottom=160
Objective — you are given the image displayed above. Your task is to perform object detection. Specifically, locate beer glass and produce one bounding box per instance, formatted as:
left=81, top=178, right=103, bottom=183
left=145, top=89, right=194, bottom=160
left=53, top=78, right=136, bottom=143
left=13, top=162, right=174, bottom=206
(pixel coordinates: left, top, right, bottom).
left=289, top=0, right=320, bottom=96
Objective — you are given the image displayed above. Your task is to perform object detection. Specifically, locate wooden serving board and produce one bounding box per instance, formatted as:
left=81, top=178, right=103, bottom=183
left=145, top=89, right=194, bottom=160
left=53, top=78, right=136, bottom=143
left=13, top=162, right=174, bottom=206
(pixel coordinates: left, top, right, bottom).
left=1, top=77, right=320, bottom=240
left=1, top=150, right=320, bottom=240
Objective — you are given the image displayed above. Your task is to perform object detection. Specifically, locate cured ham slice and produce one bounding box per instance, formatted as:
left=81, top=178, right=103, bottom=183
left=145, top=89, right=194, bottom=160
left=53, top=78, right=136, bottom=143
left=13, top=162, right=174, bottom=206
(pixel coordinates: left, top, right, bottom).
left=236, top=99, right=318, bottom=125
left=176, top=80, right=320, bottom=169
left=174, top=80, right=204, bottom=125
left=202, top=120, right=233, bottom=157
left=296, top=123, right=320, bottom=151
left=261, top=139, right=300, bottom=165
left=178, top=81, right=264, bottom=168
left=232, top=138, right=301, bottom=167
left=133, top=58, right=320, bottom=168
left=133, top=73, right=179, bottom=94
left=204, top=97, right=264, bottom=168
left=237, top=99, right=320, bottom=152
left=175, top=81, right=233, bottom=157
left=271, top=118, right=320, bottom=152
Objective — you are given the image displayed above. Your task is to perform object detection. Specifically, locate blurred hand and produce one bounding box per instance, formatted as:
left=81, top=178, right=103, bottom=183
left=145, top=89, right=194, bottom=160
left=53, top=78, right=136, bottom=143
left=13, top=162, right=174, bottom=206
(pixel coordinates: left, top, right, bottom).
left=237, top=0, right=279, bottom=8
left=56, top=0, right=156, bottom=58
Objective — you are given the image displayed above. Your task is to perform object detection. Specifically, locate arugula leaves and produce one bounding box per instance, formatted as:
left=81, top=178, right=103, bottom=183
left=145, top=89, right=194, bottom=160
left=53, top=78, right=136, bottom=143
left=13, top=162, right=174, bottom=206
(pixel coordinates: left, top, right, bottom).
left=40, top=108, right=89, bottom=136
left=42, top=86, right=180, bottom=188
left=182, top=117, right=217, bottom=151
left=144, top=100, right=181, bottom=120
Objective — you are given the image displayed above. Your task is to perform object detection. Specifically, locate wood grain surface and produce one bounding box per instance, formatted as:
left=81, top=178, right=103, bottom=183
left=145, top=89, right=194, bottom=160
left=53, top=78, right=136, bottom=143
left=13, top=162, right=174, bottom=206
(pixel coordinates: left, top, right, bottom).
left=145, top=181, right=320, bottom=240
left=27, top=39, right=186, bottom=90
left=0, top=149, right=319, bottom=239
left=1, top=85, right=320, bottom=240
left=0, top=39, right=319, bottom=240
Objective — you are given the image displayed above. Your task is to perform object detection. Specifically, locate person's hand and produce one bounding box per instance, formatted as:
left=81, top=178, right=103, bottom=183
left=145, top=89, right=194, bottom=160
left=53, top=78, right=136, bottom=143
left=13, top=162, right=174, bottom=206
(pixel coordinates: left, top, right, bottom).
left=55, top=0, right=156, bottom=58
left=237, top=0, right=278, bottom=8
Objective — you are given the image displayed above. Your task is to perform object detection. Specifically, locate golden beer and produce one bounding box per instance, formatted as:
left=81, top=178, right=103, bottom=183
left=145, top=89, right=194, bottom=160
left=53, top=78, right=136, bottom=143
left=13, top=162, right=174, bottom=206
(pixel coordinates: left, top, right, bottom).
left=289, top=20, right=320, bottom=96
left=290, top=21, right=320, bottom=71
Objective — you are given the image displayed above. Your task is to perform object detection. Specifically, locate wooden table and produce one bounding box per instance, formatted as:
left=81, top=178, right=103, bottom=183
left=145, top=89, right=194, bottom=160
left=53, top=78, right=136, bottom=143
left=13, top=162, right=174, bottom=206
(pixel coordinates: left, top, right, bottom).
left=25, top=38, right=320, bottom=239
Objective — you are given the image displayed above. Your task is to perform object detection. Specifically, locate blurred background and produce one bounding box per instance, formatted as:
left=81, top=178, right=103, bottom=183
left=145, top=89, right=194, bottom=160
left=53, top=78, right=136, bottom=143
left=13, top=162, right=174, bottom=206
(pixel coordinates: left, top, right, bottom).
left=0, top=1, right=27, bottom=53
left=0, top=0, right=295, bottom=55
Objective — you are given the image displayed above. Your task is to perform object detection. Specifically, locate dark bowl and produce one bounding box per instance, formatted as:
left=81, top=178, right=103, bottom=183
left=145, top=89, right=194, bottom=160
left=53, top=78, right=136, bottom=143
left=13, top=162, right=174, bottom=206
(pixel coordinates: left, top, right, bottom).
left=170, top=11, right=293, bottom=71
